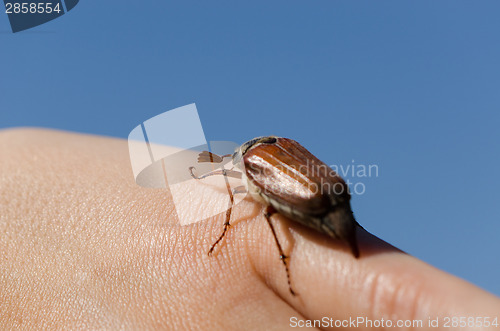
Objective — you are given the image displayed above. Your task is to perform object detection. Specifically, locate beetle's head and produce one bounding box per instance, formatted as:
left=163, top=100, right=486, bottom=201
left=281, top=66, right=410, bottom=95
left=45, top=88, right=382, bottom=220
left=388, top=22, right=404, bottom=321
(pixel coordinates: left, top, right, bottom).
left=232, top=136, right=278, bottom=167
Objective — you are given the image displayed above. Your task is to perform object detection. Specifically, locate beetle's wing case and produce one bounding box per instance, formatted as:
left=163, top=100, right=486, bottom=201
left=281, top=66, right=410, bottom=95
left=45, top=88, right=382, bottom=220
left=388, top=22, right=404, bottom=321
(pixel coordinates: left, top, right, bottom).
left=240, top=137, right=359, bottom=257
left=242, top=137, right=350, bottom=216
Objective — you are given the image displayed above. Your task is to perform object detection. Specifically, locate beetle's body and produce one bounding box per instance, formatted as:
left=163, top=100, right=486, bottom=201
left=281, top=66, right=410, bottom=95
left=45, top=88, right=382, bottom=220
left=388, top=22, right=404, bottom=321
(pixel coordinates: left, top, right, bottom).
left=191, top=135, right=361, bottom=295
left=233, top=136, right=360, bottom=258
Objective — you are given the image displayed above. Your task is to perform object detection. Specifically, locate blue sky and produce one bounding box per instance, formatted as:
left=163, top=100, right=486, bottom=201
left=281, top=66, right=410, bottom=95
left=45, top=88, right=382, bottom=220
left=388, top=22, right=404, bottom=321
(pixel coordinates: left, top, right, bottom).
left=1, top=1, right=500, bottom=296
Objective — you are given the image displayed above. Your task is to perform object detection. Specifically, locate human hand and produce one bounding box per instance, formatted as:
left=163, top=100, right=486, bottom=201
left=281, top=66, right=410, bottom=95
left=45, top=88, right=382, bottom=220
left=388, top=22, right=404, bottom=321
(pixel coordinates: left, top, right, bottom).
left=1, top=129, right=499, bottom=330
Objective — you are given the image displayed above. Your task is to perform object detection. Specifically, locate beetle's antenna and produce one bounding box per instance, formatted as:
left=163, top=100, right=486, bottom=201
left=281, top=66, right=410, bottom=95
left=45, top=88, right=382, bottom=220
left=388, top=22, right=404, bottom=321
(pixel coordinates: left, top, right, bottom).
left=197, top=151, right=232, bottom=163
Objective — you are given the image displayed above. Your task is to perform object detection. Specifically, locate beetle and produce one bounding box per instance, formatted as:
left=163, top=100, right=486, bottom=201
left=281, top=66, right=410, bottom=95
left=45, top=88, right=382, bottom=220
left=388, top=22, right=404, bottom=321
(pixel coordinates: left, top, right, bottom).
left=189, top=136, right=361, bottom=296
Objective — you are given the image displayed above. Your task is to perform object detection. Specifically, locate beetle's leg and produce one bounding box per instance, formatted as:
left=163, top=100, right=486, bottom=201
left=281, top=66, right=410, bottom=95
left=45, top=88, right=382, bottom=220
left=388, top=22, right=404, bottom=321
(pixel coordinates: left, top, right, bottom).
left=189, top=167, right=242, bottom=180
left=264, top=206, right=296, bottom=296
left=190, top=164, right=246, bottom=255
left=197, top=151, right=232, bottom=163
left=207, top=176, right=247, bottom=256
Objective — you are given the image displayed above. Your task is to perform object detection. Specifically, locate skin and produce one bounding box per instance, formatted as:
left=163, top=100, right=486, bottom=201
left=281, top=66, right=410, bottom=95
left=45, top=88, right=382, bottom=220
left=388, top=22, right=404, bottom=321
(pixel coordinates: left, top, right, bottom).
left=0, top=128, right=499, bottom=330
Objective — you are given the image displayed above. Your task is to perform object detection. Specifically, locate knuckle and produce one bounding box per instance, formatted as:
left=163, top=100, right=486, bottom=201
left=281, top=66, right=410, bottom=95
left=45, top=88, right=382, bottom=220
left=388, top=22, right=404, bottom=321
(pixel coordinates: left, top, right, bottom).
left=366, top=270, right=425, bottom=324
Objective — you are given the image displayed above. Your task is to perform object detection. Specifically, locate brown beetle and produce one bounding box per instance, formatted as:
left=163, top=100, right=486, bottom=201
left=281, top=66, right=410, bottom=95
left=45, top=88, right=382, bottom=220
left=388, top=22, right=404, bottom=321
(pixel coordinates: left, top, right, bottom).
left=190, top=136, right=361, bottom=296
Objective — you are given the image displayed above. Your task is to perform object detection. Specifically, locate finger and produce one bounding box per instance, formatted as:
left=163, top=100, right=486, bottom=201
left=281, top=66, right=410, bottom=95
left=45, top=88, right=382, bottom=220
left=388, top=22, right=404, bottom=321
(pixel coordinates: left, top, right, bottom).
left=245, top=212, right=500, bottom=330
